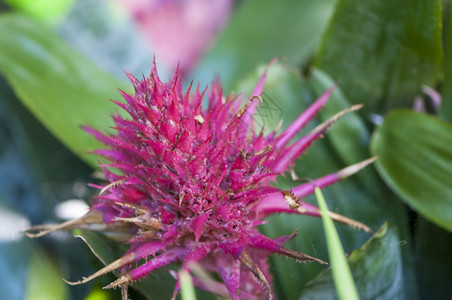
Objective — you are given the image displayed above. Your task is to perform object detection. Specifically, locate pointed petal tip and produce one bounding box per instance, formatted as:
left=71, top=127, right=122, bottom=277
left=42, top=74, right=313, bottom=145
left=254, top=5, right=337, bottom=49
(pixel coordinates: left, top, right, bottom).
left=23, top=210, right=103, bottom=238
left=337, top=156, right=378, bottom=180
left=279, top=246, right=328, bottom=265
left=239, top=249, right=273, bottom=300
left=63, top=278, right=85, bottom=286
left=99, top=179, right=125, bottom=195
left=352, top=103, right=365, bottom=110
left=23, top=225, right=52, bottom=238
left=104, top=275, right=132, bottom=290
left=327, top=211, right=373, bottom=233
left=310, top=103, right=364, bottom=136
left=62, top=253, right=136, bottom=287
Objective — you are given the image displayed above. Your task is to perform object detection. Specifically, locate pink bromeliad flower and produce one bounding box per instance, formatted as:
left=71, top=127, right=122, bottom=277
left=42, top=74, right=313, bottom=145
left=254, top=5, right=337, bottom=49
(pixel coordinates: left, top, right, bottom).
left=26, top=62, right=374, bottom=299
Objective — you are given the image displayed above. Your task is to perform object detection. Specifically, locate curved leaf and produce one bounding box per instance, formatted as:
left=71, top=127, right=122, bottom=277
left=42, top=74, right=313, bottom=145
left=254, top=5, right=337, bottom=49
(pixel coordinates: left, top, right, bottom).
left=316, top=0, right=443, bottom=114
left=371, top=110, right=452, bottom=232
left=0, top=13, right=128, bottom=167
left=300, top=223, right=406, bottom=299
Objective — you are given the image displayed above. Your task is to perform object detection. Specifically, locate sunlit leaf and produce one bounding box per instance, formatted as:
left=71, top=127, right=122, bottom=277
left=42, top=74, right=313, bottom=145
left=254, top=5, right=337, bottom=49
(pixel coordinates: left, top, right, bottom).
left=371, top=110, right=452, bottom=232
left=84, top=289, right=110, bottom=300
left=5, top=0, right=74, bottom=22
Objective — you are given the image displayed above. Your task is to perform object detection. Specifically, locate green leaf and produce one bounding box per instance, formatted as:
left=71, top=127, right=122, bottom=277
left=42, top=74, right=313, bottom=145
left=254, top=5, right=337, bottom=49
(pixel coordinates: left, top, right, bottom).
left=192, top=0, right=337, bottom=91
left=5, top=0, right=75, bottom=22
left=25, top=247, right=68, bottom=300
left=371, top=110, right=452, bottom=232
left=440, top=4, right=452, bottom=122
left=73, top=229, right=175, bottom=300
left=414, top=218, right=452, bottom=300
left=315, top=0, right=443, bottom=114
left=314, top=187, right=359, bottom=300
left=300, top=223, right=406, bottom=299
left=0, top=13, right=128, bottom=167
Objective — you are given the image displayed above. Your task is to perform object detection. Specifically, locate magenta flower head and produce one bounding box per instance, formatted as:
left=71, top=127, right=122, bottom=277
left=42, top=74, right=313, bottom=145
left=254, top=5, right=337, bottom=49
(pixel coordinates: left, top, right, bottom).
left=26, top=62, right=374, bottom=299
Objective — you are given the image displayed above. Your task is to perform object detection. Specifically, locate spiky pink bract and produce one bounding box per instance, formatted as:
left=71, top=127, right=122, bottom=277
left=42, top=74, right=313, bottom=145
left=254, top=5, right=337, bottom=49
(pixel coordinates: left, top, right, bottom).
left=64, top=63, right=374, bottom=299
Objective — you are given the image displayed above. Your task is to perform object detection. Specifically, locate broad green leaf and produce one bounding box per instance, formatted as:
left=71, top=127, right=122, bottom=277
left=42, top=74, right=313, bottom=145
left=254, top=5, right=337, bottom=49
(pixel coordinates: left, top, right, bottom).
left=414, top=218, right=452, bottom=300
left=371, top=110, right=452, bottom=232
left=314, top=187, right=359, bottom=300
left=316, top=0, right=443, bottom=114
left=300, top=223, right=406, bottom=299
left=25, top=247, right=68, bottom=300
left=440, top=4, right=452, bottom=122
left=0, top=13, right=128, bottom=167
left=192, top=0, right=337, bottom=91
left=73, top=229, right=175, bottom=300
